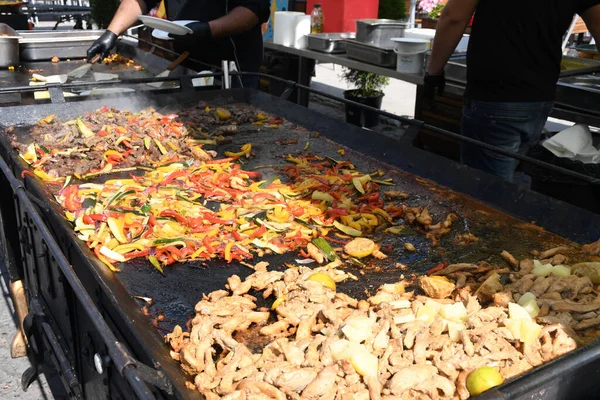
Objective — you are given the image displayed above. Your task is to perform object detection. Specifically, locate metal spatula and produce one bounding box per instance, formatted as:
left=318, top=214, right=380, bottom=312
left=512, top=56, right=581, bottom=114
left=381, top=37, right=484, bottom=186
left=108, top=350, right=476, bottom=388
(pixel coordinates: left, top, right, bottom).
left=148, top=51, right=190, bottom=88
left=67, top=54, right=101, bottom=79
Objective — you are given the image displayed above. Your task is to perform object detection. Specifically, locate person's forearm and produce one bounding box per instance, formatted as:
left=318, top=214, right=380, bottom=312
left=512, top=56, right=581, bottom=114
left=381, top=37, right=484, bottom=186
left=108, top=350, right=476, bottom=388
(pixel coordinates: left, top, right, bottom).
left=427, top=9, right=472, bottom=74
left=582, top=6, right=600, bottom=54
left=208, top=7, right=259, bottom=38
left=107, top=0, right=147, bottom=35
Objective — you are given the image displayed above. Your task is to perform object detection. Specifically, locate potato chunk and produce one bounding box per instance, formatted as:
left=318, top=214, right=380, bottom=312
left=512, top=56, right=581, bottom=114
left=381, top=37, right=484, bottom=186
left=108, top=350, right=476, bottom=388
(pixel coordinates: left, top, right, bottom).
left=419, top=275, right=456, bottom=299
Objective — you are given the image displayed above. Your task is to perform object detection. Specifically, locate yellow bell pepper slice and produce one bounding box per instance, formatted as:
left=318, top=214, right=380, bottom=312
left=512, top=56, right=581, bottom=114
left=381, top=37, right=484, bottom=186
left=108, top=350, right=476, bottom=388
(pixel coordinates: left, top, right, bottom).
left=224, top=143, right=252, bottom=158
left=76, top=118, right=95, bottom=138
left=107, top=217, right=127, bottom=243
left=224, top=242, right=234, bottom=262
left=154, top=139, right=168, bottom=155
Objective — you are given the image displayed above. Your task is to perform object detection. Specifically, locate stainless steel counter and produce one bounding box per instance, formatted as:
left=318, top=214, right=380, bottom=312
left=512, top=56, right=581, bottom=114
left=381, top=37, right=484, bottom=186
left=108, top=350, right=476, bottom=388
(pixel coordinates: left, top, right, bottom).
left=264, top=41, right=425, bottom=86
left=265, top=41, right=600, bottom=128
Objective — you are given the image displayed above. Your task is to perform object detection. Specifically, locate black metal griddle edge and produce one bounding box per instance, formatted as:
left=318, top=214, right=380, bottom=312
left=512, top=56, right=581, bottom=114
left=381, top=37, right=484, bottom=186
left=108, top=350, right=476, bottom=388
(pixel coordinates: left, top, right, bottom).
left=0, top=156, right=159, bottom=400
left=1, top=88, right=600, bottom=400
left=0, top=133, right=197, bottom=398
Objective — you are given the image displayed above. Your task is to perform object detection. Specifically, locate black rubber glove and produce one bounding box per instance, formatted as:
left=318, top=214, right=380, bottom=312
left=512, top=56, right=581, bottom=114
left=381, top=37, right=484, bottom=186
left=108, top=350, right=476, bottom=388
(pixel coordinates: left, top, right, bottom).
left=168, top=21, right=212, bottom=44
left=423, top=72, right=446, bottom=107
left=87, top=30, right=118, bottom=62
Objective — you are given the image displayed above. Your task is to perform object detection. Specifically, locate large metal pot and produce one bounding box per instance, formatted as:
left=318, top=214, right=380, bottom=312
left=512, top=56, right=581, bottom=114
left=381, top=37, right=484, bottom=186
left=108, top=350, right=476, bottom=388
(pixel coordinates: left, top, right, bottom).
left=0, top=24, right=19, bottom=68
left=356, top=19, right=410, bottom=49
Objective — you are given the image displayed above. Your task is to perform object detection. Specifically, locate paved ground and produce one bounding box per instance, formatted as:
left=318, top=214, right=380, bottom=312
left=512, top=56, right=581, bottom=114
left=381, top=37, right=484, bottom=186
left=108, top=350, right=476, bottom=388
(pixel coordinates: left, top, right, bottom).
left=311, top=63, right=416, bottom=118
left=307, top=63, right=416, bottom=141
left=0, top=19, right=73, bottom=400
left=0, top=265, right=57, bottom=399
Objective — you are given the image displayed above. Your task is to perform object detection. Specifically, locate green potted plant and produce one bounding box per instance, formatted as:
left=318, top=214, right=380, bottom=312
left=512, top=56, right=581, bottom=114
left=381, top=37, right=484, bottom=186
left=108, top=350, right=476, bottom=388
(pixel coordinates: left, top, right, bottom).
left=378, top=0, right=407, bottom=20
left=341, top=69, right=390, bottom=128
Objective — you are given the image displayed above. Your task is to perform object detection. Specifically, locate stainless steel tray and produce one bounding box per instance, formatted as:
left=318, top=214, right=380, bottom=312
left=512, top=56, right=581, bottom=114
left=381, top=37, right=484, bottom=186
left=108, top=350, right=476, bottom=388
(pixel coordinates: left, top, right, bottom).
left=0, top=23, right=19, bottom=68
left=556, top=74, right=600, bottom=115
left=307, top=33, right=355, bottom=53
left=345, top=39, right=396, bottom=68
left=17, top=30, right=103, bottom=61
left=445, top=55, right=600, bottom=84
left=356, top=19, right=409, bottom=50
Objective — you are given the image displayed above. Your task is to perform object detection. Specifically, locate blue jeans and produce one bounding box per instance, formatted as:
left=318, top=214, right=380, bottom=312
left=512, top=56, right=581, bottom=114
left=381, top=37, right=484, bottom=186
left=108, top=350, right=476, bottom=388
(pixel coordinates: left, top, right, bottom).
left=461, top=100, right=554, bottom=181
left=232, top=75, right=260, bottom=89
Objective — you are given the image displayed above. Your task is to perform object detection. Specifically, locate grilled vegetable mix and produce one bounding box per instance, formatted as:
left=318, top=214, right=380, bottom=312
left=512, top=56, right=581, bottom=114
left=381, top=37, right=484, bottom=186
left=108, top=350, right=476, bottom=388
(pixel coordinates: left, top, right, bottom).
left=15, top=107, right=202, bottom=182
left=56, top=148, right=407, bottom=271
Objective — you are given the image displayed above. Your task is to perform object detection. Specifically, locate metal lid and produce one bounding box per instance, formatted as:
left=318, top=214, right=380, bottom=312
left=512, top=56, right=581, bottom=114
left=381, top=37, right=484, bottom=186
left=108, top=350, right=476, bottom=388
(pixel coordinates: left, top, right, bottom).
left=357, top=19, right=409, bottom=27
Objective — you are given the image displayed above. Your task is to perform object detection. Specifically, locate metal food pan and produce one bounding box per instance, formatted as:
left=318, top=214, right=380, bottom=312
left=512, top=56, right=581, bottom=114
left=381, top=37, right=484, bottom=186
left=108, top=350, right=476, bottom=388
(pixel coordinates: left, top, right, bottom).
left=446, top=55, right=600, bottom=84
left=307, top=33, right=355, bottom=53
left=17, top=30, right=103, bottom=61
left=345, top=39, right=396, bottom=68
left=356, top=19, right=409, bottom=49
left=0, top=23, right=19, bottom=68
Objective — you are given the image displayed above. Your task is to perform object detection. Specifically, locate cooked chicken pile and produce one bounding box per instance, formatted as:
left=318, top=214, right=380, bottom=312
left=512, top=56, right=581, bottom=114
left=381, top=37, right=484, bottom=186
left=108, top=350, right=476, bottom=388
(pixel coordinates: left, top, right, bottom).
left=165, top=243, right=600, bottom=399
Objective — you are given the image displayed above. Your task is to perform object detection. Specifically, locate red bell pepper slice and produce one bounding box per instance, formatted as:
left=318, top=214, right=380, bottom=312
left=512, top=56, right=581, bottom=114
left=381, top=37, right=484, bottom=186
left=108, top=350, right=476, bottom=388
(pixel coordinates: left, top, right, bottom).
left=427, top=262, right=449, bottom=276
left=159, top=210, right=187, bottom=225
left=326, top=208, right=348, bottom=217
left=202, top=213, right=231, bottom=225
left=289, top=205, right=305, bottom=217
left=242, top=171, right=262, bottom=179
left=83, top=214, right=107, bottom=224
left=124, top=249, right=150, bottom=259
left=324, top=236, right=349, bottom=245
left=163, top=170, right=187, bottom=185
left=249, top=224, right=266, bottom=239
left=163, top=246, right=183, bottom=259
left=232, top=231, right=242, bottom=241
left=299, top=249, right=310, bottom=258
left=203, top=236, right=215, bottom=254
left=107, top=155, right=123, bottom=164
left=62, top=185, right=82, bottom=212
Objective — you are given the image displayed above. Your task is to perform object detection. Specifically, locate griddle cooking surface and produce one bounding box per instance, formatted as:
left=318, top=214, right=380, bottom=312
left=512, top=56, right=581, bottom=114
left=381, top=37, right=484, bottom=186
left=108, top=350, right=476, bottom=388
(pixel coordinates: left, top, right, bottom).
left=3, top=89, right=600, bottom=398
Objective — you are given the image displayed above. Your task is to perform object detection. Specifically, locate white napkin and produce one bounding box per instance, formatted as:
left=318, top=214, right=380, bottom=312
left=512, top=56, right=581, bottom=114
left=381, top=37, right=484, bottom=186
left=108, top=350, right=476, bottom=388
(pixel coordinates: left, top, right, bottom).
left=192, top=70, right=215, bottom=87
left=542, top=124, right=600, bottom=164
left=29, top=74, right=68, bottom=86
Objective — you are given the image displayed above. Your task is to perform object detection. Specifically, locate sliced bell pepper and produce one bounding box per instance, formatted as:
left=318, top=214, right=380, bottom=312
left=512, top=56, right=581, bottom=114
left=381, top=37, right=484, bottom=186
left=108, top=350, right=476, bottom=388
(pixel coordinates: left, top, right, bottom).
left=62, top=185, right=82, bottom=212
left=249, top=224, right=267, bottom=239
left=148, top=255, right=164, bottom=274
left=76, top=118, right=95, bottom=138
left=159, top=210, right=187, bottom=225
left=107, top=217, right=127, bottom=244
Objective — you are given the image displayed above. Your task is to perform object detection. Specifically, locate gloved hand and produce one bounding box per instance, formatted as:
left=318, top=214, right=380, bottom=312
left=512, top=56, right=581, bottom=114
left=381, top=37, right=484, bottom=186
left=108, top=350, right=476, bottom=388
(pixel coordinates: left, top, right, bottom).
left=169, top=21, right=212, bottom=44
left=87, top=30, right=118, bottom=62
left=423, top=72, right=446, bottom=107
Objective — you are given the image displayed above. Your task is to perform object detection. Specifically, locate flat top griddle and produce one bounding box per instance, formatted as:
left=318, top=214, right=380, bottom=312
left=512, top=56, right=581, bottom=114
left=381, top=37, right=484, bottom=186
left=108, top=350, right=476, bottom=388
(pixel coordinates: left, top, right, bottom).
left=0, top=40, right=190, bottom=106
left=1, top=88, right=600, bottom=399
left=0, top=60, right=151, bottom=86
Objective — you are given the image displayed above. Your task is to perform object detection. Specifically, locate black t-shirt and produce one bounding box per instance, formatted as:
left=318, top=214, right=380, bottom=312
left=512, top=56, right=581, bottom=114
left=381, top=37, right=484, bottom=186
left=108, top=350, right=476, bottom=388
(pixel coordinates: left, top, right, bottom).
left=144, top=0, right=270, bottom=73
left=466, top=0, right=600, bottom=101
